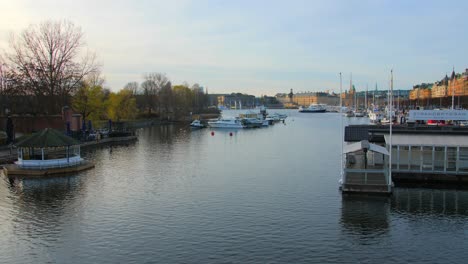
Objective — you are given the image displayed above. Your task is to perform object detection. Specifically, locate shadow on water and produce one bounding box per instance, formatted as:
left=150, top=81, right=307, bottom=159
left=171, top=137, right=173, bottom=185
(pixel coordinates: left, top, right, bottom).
left=340, top=194, right=391, bottom=242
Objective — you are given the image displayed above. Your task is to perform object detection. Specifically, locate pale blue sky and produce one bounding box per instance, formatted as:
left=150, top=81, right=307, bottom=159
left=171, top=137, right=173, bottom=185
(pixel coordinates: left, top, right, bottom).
left=1, top=0, right=467, bottom=95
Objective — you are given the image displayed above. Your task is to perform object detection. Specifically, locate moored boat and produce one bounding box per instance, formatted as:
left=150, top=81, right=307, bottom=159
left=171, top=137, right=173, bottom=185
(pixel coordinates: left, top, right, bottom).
left=345, top=110, right=355, bottom=117
left=190, top=120, right=206, bottom=128
left=354, top=111, right=365, bottom=117
left=299, top=104, right=326, bottom=113
left=208, top=118, right=245, bottom=129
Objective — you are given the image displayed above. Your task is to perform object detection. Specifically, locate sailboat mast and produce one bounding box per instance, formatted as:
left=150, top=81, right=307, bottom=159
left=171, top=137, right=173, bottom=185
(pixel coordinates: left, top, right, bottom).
left=350, top=73, right=353, bottom=109
left=365, top=84, right=368, bottom=110
left=389, top=69, right=393, bottom=189
left=340, top=73, right=344, bottom=182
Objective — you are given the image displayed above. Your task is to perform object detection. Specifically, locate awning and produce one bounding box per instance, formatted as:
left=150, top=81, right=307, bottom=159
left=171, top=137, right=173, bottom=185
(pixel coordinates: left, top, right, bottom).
left=344, top=140, right=389, bottom=155
left=384, top=134, right=468, bottom=147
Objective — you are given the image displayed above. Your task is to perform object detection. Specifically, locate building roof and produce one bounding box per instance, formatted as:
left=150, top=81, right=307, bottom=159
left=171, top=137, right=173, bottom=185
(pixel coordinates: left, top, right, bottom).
left=15, top=128, right=79, bottom=148
left=345, top=125, right=370, bottom=142
left=344, top=140, right=389, bottom=155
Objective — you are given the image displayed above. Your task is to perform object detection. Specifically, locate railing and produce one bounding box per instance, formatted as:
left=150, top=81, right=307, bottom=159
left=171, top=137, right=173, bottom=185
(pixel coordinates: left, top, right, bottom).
left=16, top=156, right=83, bottom=170
left=344, top=168, right=389, bottom=185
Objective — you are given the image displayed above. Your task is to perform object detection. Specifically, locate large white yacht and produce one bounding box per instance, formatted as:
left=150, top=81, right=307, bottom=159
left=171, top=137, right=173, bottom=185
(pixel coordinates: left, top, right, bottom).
left=208, top=118, right=245, bottom=129
left=299, top=104, right=327, bottom=113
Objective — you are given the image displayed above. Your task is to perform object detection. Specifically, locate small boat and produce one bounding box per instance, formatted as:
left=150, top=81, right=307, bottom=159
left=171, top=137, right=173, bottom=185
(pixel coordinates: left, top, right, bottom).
left=242, top=118, right=263, bottom=128
left=190, top=120, right=206, bottom=128
left=345, top=111, right=355, bottom=117
left=354, top=111, right=365, bottom=117
left=299, top=104, right=326, bottom=113
left=208, top=118, right=245, bottom=129
left=266, top=113, right=287, bottom=121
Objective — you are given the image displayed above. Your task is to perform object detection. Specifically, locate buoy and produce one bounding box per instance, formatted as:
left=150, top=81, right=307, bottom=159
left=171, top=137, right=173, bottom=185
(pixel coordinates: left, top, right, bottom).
left=211, top=131, right=215, bottom=136
left=229, top=132, right=233, bottom=136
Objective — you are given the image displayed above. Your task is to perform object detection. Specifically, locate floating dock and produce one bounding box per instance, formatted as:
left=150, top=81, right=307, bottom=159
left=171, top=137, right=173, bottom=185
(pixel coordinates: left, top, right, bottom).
left=2, top=161, right=95, bottom=177
left=345, top=125, right=468, bottom=186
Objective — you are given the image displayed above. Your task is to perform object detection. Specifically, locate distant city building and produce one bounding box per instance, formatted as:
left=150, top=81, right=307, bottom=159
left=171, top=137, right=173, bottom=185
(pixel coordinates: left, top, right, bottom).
left=276, top=91, right=339, bottom=107
left=409, top=68, right=468, bottom=108
left=217, top=93, right=256, bottom=109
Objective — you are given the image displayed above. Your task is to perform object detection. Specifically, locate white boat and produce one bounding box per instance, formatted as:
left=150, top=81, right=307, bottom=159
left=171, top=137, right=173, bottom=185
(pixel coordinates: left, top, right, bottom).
left=345, top=110, right=355, bottom=117
left=368, top=112, right=383, bottom=123
left=238, top=110, right=269, bottom=127
left=190, top=120, right=206, bottom=128
left=208, top=118, right=245, bottom=129
left=354, top=111, right=365, bottom=117
left=299, top=104, right=326, bottom=113
left=241, top=118, right=263, bottom=128
left=266, top=113, right=287, bottom=121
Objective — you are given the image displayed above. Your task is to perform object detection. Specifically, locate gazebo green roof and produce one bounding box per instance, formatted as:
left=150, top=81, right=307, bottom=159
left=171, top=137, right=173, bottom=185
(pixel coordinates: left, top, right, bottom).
left=15, top=128, right=80, bottom=148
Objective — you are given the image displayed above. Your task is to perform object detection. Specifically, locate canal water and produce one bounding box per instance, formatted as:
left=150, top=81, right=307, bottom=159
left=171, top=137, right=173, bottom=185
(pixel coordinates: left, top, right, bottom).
left=1, top=110, right=467, bottom=263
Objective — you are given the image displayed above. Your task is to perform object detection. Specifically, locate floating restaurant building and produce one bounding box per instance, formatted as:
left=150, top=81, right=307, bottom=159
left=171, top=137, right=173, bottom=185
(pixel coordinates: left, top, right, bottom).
left=345, top=117, right=468, bottom=186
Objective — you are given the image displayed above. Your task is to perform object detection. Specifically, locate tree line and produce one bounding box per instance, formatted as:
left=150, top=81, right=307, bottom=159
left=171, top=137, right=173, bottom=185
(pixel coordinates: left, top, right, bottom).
left=0, top=20, right=214, bottom=123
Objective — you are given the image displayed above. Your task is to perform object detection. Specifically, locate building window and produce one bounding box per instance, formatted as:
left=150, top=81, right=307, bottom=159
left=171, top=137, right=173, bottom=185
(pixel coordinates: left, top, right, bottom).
left=434, top=146, right=445, bottom=172
left=447, top=147, right=457, bottom=172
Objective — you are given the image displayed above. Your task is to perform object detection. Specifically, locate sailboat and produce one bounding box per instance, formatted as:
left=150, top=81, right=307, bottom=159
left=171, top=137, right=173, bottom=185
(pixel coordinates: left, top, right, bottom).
left=347, top=74, right=359, bottom=117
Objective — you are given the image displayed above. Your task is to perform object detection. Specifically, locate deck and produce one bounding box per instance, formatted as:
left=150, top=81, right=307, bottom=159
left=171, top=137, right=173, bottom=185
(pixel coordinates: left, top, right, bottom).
left=2, top=161, right=95, bottom=177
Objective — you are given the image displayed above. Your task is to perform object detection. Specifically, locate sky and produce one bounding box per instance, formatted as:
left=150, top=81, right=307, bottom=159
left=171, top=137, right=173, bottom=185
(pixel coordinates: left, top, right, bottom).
left=0, top=0, right=467, bottom=96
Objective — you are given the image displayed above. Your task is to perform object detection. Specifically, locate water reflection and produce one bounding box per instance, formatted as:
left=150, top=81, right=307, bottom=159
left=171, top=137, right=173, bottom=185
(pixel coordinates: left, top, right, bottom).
left=340, top=194, right=391, bottom=242
left=392, top=188, right=468, bottom=216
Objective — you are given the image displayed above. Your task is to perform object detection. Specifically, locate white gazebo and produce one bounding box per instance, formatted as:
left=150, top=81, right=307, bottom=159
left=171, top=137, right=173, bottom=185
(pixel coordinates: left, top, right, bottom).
left=15, top=128, right=83, bottom=169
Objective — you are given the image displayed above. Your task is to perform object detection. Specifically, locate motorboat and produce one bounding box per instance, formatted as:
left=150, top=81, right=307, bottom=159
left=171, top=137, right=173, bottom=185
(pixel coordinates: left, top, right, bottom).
left=208, top=118, right=245, bottom=129
left=299, top=104, right=326, bottom=113
left=266, top=113, right=286, bottom=122
left=238, top=110, right=269, bottom=127
left=354, top=111, right=365, bottom=117
left=345, top=110, right=355, bottom=117
left=241, top=118, right=263, bottom=128
left=190, top=120, right=206, bottom=128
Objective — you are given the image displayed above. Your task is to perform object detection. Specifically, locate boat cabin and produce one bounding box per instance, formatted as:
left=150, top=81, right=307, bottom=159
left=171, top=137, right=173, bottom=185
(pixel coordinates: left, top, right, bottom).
left=342, top=140, right=392, bottom=194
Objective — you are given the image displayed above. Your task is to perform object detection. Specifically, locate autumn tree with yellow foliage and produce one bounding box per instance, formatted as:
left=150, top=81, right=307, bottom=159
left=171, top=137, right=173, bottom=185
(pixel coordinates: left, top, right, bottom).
left=107, top=89, right=137, bottom=121
left=72, top=75, right=107, bottom=124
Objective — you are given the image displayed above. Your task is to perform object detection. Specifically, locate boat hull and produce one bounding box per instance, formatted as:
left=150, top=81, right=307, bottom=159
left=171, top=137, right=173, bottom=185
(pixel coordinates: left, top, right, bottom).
left=299, top=109, right=326, bottom=113
left=208, top=124, right=244, bottom=129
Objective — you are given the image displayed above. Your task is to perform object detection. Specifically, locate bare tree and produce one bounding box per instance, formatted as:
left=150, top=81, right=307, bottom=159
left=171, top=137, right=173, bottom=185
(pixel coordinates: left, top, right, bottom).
left=85, top=69, right=105, bottom=89
left=6, top=20, right=99, bottom=114
left=159, top=81, right=173, bottom=118
left=141, top=72, right=169, bottom=115
left=124, top=81, right=139, bottom=95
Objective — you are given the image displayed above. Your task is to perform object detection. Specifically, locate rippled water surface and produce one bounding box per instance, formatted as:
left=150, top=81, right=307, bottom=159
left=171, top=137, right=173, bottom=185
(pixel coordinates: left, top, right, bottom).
left=1, top=110, right=468, bottom=263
